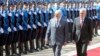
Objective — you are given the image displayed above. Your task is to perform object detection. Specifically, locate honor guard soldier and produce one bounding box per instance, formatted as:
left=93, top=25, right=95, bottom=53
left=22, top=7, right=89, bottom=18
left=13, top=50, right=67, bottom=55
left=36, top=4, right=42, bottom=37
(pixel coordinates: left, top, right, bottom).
left=21, top=2, right=29, bottom=54
left=4, top=2, right=13, bottom=56
left=96, top=2, right=100, bottom=28
left=69, top=2, right=75, bottom=42
left=28, top=1, right=36, bottom=53
left=91, top=4, right=96, bottom=36
left=16, top=2, right=24, bottom=55
left=43, top=3, right=54, bottom=47
left=8, top=2, right=17, bottom=56
left=8, top=1, right=18, bottom=56
left=26, top=1, right=32, bottom=44
left=35, top=2, right=44, bottom=51
left=95, top=2, right=100, bottom=35
left=0, top=2, right=5, bottom=56
left=0, top=2, right=9, bottom=56
left=30, top=2, right=39, bottom=51
left=93, top=2, right=99, bottom=36
left=66, top=2, right=73, bottom=42
left=15, top=2, right=22, bottom=56
left=41, top=3, right=49, bottom=49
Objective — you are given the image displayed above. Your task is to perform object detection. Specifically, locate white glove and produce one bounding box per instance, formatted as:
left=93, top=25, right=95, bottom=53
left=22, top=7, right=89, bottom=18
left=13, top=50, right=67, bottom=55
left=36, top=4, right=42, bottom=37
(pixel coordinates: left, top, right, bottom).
left=38, top=22, right=41, bottom=26
left=34, top=12, right=37, bottom=15
left=0, top=28, right=4, bottom=33
left=13, top=27, right=17, bottom=31
left=67, top=19, right=70, bottom=22
left=19, top=25, right=23, bottom=30
left=9, top=13, right=12, bottom=16
left=21, top=12, right=24, bottom=16
left=70, top=19, right=73, bottom=23
left=16, top=13, right=18, bottom=17
left=95, top=16, right=97, bottom=18
left=50, top=11, right=52, bottom=13
left=92, top=17, right=94, bottom=19
left=32, top=24, right=37, bottom=29
left=44, top=23, right=47, bottom=27
left=27, top=24, right=31, bottom=29
left=2, top=13, right=6, bottom=17
left=44, top=11, right=46, bottom=13
left=39, top=11, right=41, bottom=14
left=29, top=11, right=32, bottom=15
left=8, top=27, right=11, bottom=32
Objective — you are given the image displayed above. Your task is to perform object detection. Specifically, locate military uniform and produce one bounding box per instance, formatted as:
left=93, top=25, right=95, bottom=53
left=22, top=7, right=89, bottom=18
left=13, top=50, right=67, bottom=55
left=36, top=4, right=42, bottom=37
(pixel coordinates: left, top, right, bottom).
left=15, top=2, right=23, bottom=56
left=35, top=2, right=44, bottom=51
left=21, top=2, right=29, bottom=54
left=41, top=3, right=49, bottom=49
left=27, top=2, right=35, bottom=53
left=0, top=2, right=5, bottom=56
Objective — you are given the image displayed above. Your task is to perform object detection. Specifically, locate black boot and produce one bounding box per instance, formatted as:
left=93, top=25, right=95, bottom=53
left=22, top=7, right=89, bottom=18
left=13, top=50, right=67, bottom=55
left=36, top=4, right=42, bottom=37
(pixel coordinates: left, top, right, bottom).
left=23, top=41, right=29, bottom=54
left=29, top=40, right=34, bottom=53
left=0, top=46, right=3, bottom=56
left=5, top=45, right=11, bottom=56
left=18, top=42, right=24, bottom=55
left=11, top=43, right=17, bottom=56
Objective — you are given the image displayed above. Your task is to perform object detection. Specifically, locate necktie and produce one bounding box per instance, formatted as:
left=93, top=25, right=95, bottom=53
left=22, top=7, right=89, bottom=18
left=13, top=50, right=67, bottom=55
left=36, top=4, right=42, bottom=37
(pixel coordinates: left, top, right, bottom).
left=80, top=19, right=83, bottom=28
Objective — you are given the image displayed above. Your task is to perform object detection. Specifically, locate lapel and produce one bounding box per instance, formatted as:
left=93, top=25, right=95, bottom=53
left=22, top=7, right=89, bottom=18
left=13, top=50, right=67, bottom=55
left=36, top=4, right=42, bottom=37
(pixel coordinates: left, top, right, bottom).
left=76, top=17, right=86, bottom=30
left=56, top=18, right=62, bottom=28
left=75, top=17, right=81, bottom=30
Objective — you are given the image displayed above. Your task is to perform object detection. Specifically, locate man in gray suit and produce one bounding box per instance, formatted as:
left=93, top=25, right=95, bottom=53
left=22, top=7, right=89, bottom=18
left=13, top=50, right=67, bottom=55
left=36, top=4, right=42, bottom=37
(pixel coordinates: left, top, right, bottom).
left=72, top=8, right=93, bottom=56
left=45, top=10, right=69, bottom=56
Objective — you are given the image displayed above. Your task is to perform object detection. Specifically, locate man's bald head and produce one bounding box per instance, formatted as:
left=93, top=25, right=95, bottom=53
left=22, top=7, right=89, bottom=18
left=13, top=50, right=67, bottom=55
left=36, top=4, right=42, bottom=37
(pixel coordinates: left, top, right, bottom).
left=54, top=10, right=62, bottom=19
left=79, top=8, right=87, bottom=18
left=79, top=8, right=86, bottom=14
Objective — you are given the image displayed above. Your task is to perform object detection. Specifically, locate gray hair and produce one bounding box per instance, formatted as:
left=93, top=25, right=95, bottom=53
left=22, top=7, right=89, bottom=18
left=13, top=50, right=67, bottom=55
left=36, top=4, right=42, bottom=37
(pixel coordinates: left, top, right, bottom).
left=79, top=8, right=86, bottom=13
left=54, top=10, right=62, bottom=17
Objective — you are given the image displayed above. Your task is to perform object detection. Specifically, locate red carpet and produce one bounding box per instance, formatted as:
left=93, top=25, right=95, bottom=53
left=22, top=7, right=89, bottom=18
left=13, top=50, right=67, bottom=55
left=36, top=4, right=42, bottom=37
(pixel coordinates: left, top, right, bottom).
left=74, top=47, right=100, bottom=56
left=87, top=47, right=100, bottom=56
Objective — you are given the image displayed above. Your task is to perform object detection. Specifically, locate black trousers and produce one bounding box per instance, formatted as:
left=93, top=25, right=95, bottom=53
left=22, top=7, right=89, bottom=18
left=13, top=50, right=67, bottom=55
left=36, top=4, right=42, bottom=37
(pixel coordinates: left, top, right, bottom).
left=0, top=34, right=5, bottom=56
left=27, top=29, right=32, bottom=51
left=29, top=29, right=36, bottom=51
left=0, top=46, right=3, bottom=56
left=23, top=30, right=29, bottom=52
left=0, top=34, right=5, bottom=46
left=36, top=27, right=43, bottom=50
left=76, top=41, right=89, bottom=56
left=92, top=19, right=98, bottom=35
left=5, top=32, right=13, bottom=56
left=18, top=30, right=28, bottom=54
left=52, top=44, right=62, bottom=56
left=41, top=27, right=47, bottom=48
left=18, top=30, right=23, bottom=54
left=11, top=31, right=18, bottom=55
left=69, top=22, right=73, bottom=42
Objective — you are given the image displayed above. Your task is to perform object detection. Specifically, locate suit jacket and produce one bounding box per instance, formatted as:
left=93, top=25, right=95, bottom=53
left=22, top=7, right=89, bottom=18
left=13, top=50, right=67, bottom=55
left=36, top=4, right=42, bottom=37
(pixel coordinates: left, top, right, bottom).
left=73, top=17, right=93, bottom=42
left=45, top=18, right=69, bottom=46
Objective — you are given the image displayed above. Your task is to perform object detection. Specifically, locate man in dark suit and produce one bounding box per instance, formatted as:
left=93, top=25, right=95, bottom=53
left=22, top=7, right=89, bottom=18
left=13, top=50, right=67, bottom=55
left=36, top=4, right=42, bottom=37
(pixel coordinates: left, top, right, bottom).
left=72, top=8, right=93, bottom=56
left=45, top=10, right=69, bottom=56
